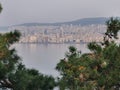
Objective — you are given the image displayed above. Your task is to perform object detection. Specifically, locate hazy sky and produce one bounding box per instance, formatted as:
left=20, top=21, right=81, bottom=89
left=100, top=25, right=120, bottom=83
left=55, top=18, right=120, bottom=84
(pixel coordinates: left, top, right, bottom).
left=0, top=0, right=120, bottom=26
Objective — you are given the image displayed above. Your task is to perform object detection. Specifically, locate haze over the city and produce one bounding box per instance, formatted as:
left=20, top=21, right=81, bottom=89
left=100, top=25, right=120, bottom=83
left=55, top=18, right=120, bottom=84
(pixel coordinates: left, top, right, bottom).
left=0, top=0, right=120, bottom=26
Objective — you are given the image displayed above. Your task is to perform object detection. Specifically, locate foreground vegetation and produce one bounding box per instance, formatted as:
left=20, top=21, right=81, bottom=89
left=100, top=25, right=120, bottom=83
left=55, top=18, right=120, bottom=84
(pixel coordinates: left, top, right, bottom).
left=56, top=17, right=120, bottom=90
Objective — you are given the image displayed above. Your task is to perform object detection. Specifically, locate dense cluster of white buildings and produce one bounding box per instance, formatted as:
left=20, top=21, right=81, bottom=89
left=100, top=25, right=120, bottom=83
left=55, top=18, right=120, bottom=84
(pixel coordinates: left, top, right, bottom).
left=9, top=24, right=107, bottom=44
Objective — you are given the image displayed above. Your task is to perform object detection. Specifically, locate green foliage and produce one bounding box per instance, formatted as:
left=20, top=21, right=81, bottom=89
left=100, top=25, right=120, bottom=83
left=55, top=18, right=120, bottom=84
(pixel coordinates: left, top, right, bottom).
left=56, top=17, right=120, bottom=90
left=0, top=30, right=21, bottom=89
left=9, top=63, right=56, bottom=90
left=106, top=17, right=120, bottom=39
left=0, top=3, right=2, bottom=13
left=88, top=42, right=102, bottom=54
left=56, top=46, right=89, bottom=90
left=104, top=17, right=120, bottom=46
left=0, top=30, right=21, bottom=79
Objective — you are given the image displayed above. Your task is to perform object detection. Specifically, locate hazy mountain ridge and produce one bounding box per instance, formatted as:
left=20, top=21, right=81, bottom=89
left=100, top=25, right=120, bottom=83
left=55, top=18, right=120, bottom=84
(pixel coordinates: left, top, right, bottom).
left=0, top=17, right=108, bottom=30
left=15, top=17, right=108, bottom=26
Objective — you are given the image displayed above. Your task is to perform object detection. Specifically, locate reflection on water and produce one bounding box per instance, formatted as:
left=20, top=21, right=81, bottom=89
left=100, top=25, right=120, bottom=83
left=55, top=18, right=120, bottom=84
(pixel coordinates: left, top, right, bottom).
left=13, top=43, right=89, bottom=77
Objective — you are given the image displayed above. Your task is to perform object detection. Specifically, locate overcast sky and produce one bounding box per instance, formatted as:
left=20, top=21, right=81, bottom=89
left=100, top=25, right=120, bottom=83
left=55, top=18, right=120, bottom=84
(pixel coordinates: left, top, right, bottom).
left=0, top=0, right=120, bottom=26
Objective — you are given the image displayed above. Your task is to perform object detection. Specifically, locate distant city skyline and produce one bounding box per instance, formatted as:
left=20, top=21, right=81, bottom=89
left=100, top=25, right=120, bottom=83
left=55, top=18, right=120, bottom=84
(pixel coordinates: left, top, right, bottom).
left=0, top=0, right=120, bottom=26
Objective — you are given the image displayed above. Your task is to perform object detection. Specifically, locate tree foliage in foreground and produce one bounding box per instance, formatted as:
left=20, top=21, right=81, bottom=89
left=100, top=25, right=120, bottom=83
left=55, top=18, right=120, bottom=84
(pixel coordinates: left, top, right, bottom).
left=0, top=31, right=56, bottom=90
left=0, top=3, right=2, bottom=13
left=0, top=30, right=21, bottom=89
left=9, top=63, right=56, bottom=90
left=56, top=17, right=120, bottom=90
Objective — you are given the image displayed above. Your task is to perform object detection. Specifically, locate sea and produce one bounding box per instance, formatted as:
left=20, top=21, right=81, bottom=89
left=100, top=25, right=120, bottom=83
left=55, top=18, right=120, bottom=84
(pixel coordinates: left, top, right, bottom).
left=13, top=43, right=89, bottom=77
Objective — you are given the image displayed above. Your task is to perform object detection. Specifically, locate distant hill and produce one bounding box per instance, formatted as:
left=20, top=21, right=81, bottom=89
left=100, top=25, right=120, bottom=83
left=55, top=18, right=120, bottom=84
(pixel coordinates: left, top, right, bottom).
left=0, top=17, right=109, bottom=30
left=63, top=17, right=108, bottom=25
left=17, top=17, right=108, bottom=26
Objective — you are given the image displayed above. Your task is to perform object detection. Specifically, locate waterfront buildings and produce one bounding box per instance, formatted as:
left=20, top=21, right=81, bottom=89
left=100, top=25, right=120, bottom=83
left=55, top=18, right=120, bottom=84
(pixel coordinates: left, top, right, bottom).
left=9, top=24, right=106, bottom=44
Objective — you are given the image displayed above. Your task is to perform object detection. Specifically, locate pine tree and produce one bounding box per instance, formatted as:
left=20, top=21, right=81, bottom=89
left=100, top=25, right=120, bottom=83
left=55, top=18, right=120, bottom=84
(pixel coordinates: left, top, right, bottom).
left=56, top=17, right=120, bottom=90
left=0, top=30, right=21, bottom=88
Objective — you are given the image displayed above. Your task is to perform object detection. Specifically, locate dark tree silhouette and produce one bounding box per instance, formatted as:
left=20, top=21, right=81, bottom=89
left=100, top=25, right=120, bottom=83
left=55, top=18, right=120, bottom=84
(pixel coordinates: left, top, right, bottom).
left=56, top=18, right=120, bottom=90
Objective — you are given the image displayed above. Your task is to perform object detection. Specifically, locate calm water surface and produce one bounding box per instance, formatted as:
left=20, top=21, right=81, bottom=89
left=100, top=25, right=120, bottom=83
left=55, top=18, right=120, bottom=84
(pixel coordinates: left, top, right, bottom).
left=14, top=44, right=89, bottom=77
